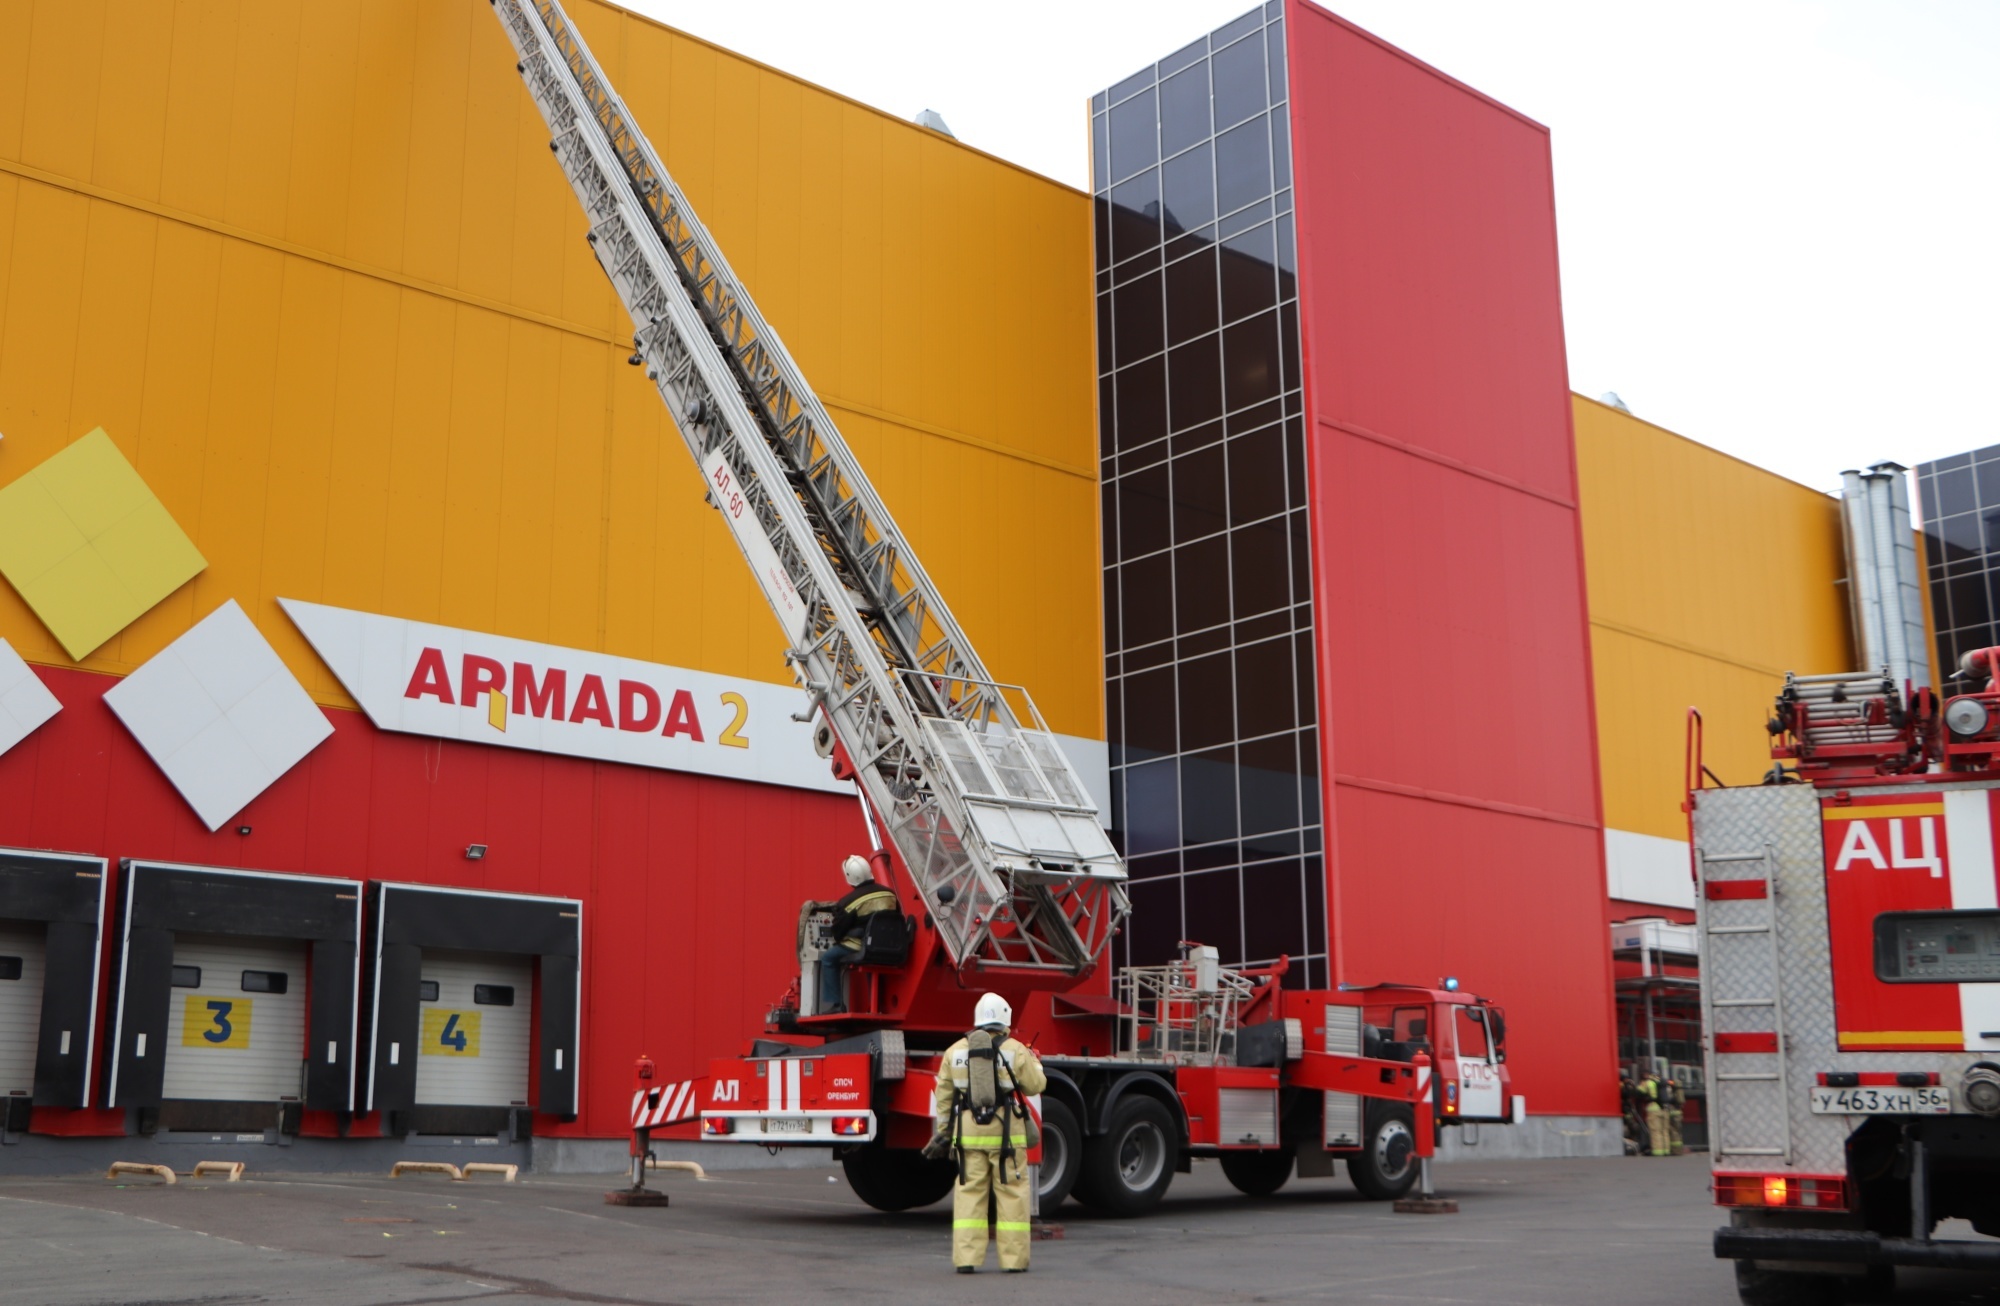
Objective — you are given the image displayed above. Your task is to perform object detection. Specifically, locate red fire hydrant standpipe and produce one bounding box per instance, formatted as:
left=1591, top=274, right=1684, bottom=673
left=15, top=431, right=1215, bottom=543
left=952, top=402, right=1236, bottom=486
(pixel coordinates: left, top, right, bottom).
left=605, top=1055, right=672, bottom=1207
left=1394, top=1051, right=1459, bottom=1214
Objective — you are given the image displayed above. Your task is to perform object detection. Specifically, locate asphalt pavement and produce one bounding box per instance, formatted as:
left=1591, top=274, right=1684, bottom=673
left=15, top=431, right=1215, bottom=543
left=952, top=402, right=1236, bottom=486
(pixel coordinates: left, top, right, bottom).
left=4, top=1153, right=2000, bottom=1305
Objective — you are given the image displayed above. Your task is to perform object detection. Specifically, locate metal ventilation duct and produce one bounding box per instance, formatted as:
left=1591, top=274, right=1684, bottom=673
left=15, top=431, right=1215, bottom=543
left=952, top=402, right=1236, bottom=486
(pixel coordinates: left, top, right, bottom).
left=1840, top=461, right=1931, bottom=693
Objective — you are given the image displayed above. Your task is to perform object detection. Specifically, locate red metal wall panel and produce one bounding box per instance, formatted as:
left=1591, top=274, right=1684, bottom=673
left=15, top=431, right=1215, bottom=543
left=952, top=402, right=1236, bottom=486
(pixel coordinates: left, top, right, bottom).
left=0, top=665, right=862, bottom=1139
left=1287, top=0, right=1616, bottom=1116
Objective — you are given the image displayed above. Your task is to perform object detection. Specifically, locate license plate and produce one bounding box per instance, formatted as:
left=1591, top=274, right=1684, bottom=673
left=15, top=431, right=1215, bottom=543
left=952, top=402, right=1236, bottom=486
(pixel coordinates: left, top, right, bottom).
left=760, top=1116, right=812, bottom=1134
left=1809, top=1085, right=1951, bottom=1115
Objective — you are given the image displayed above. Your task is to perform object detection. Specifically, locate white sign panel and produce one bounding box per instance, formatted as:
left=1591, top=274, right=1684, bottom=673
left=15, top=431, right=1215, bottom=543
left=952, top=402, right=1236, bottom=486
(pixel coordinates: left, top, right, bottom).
left=700, top=449, right=810, bottom=645
left=279, top=599, right=846, bottom=795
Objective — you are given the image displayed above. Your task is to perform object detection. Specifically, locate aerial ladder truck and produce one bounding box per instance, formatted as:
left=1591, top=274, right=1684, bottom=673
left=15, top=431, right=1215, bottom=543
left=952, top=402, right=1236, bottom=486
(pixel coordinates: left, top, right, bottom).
left=489, top=0, right=1518, bottom=1217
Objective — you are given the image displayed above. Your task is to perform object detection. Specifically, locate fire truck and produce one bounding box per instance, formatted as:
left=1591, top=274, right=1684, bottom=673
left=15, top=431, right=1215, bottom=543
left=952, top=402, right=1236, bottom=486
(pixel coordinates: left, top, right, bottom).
left=1694, top=659, right=2000, bottom=1302
left=486, top=0, right=1519, bottom=1217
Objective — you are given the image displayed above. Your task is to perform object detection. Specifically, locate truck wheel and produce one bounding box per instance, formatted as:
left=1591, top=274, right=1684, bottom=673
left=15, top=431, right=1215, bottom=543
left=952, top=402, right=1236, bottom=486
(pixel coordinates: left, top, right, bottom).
left=1732, top=1261, right=1842, bottom=1306
left=1036, top=1098, right=1083, bottom=1210
left=1073, top=1096, right=1178, bottom=1216
left=1345, top=1106, right=1418, bottom=1200
left=840, top=1145, right=956, bottom=1212
left=1219, top=1148, right=1294, bottom=1197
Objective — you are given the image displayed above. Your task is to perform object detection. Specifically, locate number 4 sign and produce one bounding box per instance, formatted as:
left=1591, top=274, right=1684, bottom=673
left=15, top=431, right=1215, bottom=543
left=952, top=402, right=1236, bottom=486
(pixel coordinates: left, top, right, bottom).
left=422, top=1008, right=482, bottom=1057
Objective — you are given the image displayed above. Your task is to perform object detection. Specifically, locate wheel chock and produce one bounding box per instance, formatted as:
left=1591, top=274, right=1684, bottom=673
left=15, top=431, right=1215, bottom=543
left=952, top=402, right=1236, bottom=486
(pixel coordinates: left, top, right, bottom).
left=390, top=1160, right=463, bottom=1181
left=1393, top=1196, right=1459, bottom=1214
left=1030, top=1220, right=1065, bottom=1240
left=460, top=1162, right=518, bottom=1182
left=105, top=1162, right=176, bottom=1184
left=645, top=1158, right=708, bottom=1180
left=190, top=1161, right=245, bottom=1182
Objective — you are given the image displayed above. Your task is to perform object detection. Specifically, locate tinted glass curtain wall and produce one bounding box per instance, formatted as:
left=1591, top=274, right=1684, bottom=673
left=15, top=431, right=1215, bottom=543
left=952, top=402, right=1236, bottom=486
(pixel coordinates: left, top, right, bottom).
left=1916, top=448, right=2000, bottom=676
left=1092, top=2, right=1325, bottom=987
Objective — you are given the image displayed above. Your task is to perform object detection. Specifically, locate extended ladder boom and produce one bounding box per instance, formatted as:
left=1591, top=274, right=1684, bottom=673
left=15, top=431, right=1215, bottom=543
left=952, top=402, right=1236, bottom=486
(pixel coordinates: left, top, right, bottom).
left=491, top=0, right=1126, bottom=980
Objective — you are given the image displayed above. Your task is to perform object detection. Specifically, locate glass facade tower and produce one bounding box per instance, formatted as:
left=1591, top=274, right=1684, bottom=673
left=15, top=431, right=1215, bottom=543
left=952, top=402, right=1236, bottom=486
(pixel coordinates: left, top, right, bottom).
left=1917, top=447, right=2000, bottom=675
left=1092, top=2, right=1325, bottom=987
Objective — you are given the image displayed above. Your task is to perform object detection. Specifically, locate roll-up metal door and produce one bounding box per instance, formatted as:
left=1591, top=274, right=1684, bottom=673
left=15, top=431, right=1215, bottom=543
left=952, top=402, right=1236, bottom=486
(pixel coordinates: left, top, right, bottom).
left=414, top=950, right=532, bottom=1108
left=0, top=921, right=48, bottom=1096
left=1324, top=1005, right=1362, bottom=1148
left=161, top=934, right=309, bottom=1102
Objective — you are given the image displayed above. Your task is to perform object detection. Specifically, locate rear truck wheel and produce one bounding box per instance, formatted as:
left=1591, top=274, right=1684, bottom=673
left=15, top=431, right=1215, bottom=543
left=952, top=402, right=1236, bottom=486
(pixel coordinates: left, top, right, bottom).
left=1036, top=1098, right=1083, bottom=1210
left=840, top=1144, right=957, bottom=1212
left=1345, top=1105, right=1418, bottom=1201
left=1073, top=1095, right=1178, bottom=1216
left=1219, top=1147, right=1295, bottom=1197
left=1732, top=1260, right=1843, bottom=1306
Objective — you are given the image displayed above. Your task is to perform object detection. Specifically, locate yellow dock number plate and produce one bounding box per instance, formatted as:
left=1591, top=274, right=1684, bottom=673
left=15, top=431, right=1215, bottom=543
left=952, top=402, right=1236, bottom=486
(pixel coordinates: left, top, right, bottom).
left=422, top=1008, right=482, bottom=1057
left=182, top=995, right=253, bottom=1049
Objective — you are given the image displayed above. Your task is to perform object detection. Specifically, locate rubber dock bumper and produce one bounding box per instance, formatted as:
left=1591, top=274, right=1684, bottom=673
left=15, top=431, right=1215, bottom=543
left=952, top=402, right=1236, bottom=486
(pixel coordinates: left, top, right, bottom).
left=1716, top=1226, right=2000, bottom=1270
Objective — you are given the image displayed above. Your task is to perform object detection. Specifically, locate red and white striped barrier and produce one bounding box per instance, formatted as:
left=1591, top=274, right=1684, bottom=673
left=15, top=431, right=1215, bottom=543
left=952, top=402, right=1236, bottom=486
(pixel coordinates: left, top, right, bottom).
left=631, top=1078, right=701, bottom=1129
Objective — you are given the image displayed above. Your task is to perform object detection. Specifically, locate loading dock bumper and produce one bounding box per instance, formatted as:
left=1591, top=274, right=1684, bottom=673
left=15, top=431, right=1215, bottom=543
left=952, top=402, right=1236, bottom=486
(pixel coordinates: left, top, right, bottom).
left=1716, top=1226, right=2000, bottom=1270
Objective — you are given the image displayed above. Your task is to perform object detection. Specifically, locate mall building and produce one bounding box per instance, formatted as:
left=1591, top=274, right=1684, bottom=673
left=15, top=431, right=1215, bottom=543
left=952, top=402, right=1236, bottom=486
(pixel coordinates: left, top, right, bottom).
left=0, top=0, right=1895, bottom=1167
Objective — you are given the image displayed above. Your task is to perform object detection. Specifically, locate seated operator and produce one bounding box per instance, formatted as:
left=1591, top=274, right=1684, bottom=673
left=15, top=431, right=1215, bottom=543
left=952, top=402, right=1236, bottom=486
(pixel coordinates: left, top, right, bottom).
left=818, top=854, right=898, bottom=1014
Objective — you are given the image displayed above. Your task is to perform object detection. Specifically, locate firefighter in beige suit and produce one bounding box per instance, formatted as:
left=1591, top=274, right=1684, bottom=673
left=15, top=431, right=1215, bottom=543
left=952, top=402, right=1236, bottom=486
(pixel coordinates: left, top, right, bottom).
left=923, top=992, right=1047, bottom=1273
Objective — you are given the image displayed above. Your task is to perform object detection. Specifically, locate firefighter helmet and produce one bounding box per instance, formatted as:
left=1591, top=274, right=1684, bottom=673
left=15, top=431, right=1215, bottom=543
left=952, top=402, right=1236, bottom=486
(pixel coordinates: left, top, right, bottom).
left=842, top=855, right=872, bottom=886
left=974, top=992, right=1013, bottom=1031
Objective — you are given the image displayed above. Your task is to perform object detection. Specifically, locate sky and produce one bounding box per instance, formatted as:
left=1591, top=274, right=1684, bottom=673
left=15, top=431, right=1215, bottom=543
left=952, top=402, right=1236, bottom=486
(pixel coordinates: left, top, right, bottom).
left=625, top=1, right=2000, bottom=501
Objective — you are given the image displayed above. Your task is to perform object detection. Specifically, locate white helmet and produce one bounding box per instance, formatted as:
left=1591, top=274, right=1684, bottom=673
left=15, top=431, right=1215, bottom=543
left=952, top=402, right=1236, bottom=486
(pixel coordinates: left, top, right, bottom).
left=842, top=854, right=872, bottom=887
left=974, top=992, right=1013, bottom=1031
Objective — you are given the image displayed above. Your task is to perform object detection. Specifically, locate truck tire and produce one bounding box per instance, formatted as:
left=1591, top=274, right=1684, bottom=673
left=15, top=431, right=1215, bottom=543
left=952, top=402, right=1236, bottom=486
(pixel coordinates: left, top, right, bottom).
left=1731, top=1261, right=1842, bottom=1306
left=1219, top=1148, right=1294, bottom=1197
left=1036, top=1098, right=1083, bottom=1210
left=1345, top=1105, right=1418, bottom=1200
left=840, top=1145, right=956, bottom=1212
left=1073, top=1096, right=1178, bottom=1216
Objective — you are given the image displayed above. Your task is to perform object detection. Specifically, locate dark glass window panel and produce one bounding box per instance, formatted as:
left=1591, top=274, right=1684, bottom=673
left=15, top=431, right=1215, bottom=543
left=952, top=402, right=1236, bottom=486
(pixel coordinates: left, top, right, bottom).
left=1125, top=637, right=1175, bottom=674
left=1173, top=442, right=1229, bottom=543
left=1093, top=90, right=1108, bottom=114
left=1176, top=534, right=1233, bottom=635
left=1124, top=757, right=1180, bottom=855
left=241, top=970, right=288, bottom=995
left=1270, top=104, right=1292, bottom=187
left=1303, top=852, right=1326, bottom=939
left=1212, top=32, right=1266, bottom=129
left=1160, top=142, right=1214, bottom=235
left=1098, top=373, right=1117, bottom=449
left=1165, top=225, right=1217, bottom=264
left=1936, top=452, right=1973, bottom=472
left=1215, top=116, right=1272, bottom=214
left=1985, top=571, right=2000, bottom=628
left=1983, top=512, right=2000, bottom=555
left=1235, top=610, right=1288, bottom=645
left=1228, top=425, right=1288, bottom=524
left=1243, top=827, right=1301, bottom=860
left=1123, top=664, right=1176, bottom=758
left=1098, top=267, right=1112, bottom=296
left=1228, top=399, right=1281, bottom=437
left=1178, top=649, right=1236, bottom=755
left=1219, top=198, right=1274, bottom=240
left=1092, top=112, right=1109, bottom=192
left=1114, top=246, right=1161, bottom=283
left=1280, top=301, right=1301, bottom=391
left=0, top=955, right=20, bottom=981
left=1920, top=475, right=1941, bottom=524
left=1113, top=356, right=1167, bottom=451
left=1242, top=859, right=1304, bottom=962
left=1980, top=446, right=2000, bottom=463
left=1111, top=67, right=1154, bottom=104
left=1294, top=630, right=1319, bottom=721
left=1127, top=852, right=1181, bottom=881
left=418, top=980, right=440, bottom=1001
left=1239, top=731, right=1300, bottom=832
left=1220, top=223, right=1277, bottom=324
left=1274, top=186, right=1292, bottom=214
left=1120, top=551, right=1175, bottom=651
left=1266, top=20, right=1288, bottom=102
left=1180, top=625, right=1230, bottom=659
left=1105, top=672, right=1124, bottom=755
left=1285, top=416, right=1309, bottom=508
left=1289, top=510, right=1314, bottom=603
left=1182, top=868, right=1244, bottom=963
left=1216, top=8, right=1262, bottom=44
left=1234, top=635, right=1297, bottom=738
left=1182, top=746, right=1240, bottom=845
left=1125, top=875, right=1182, bottom=969
left=1980, top=461, right=2000, bottom=510
left=171, top=965, right=200, bottom=988
left=1936, top=468, right=1977, bottom=517
left=1303, top=826, right=1322, bottom=855
left=1184, top=841, right=1240, bottom=873
left=1111, top=169, right=1161, bottom=261
left=1093, top=199, right=1112, bottom=274
left=1949, top=573, right=1990, bottom=631
left=1110, top=86, right=1157, bottom=181
left=1099, top=480, right=1120, bottom=568
left=1172, top=419, right=1224, bottom=458
left=1231, top=519, right=1291, bottom=619
left=1118, top=462, right=1171, bottom=559
left=1165, top=247, right=1220, bottom=347
left=474, top=983, right=514, bottom=1006
left=1159, top=65, right=1212, bottom=158
left=1095, top=294, right=1115, bottom=374
left=1162, top=35, right=1207, bottom=77
left=1275, top=214, right=1297, bottom=300
left=1223, top=310, right=1282, bottom=410
left=1169, top=336, right=1223, bottom=431
left=1937, top=513, right=1983, bottom=563
left=1113, top=273, right=1164, bottom=367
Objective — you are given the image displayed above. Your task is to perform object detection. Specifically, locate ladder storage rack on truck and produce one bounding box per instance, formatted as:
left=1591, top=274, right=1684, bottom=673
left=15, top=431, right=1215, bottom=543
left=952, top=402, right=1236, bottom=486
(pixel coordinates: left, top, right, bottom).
left=1694, top=661, right=2000, bottom=1303
left=486, top=0, right=1521, bottom=1217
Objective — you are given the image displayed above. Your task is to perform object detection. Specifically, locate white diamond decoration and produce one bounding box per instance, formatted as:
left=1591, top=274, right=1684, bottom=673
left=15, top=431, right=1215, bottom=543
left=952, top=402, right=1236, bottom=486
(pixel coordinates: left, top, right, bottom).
left=0, top=637, right=62, bottom=756
left=104, top=600, right=333, bottom=830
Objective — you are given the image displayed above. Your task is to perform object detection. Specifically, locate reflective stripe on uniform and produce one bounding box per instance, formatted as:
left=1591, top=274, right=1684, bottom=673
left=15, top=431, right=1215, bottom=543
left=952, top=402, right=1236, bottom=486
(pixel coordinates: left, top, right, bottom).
left=958, top=1136, right=1026, bottom=1147
left=994, top=1222, right=1031, bottom=1231
left=953, top=1219, right=987, bottom=1228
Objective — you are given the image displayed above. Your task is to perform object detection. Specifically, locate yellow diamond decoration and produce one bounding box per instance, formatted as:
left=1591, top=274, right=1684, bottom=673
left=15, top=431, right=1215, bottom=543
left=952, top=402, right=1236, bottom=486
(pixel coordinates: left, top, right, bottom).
left=0, top=428, right=207, bottom=660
